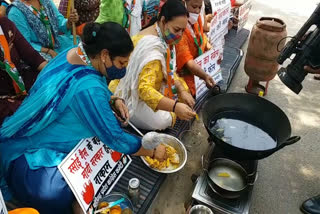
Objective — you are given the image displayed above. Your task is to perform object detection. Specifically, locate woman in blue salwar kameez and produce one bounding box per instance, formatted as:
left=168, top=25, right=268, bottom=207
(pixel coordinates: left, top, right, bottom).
left=0, top=22, right=167, bottom=214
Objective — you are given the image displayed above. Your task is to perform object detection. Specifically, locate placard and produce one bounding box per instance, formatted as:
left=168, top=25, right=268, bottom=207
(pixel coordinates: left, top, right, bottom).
left=235, top=0, right=252, bottom=32
left=194, top=48, right=223, bottom=99
left=0, top=190, right=8, bottom=214
left=208, top=1, right=231, bottom=45
left=58, top=137, right=132, bottom=213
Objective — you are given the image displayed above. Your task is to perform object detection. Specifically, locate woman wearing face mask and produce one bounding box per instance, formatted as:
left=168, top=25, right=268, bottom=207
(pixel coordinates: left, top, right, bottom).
left=109, top=0, right=196, bottom=131
left=0, top=22, right=168, bottom=214
left=175, top=0, right=215, bottom=96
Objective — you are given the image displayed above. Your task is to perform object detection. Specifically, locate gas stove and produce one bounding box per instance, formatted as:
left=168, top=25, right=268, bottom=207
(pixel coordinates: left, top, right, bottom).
left=191, top=142, right=258, bottom=214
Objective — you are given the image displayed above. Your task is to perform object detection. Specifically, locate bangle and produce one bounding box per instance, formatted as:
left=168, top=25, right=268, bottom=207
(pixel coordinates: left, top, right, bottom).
left=109, top=97, right=125, bottom=106
left=172, top=100, right=178, bottom=113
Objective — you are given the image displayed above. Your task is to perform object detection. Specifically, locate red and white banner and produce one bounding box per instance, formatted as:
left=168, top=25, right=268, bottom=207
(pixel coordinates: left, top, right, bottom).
left=0, top=190, right=8, bottom=214
left=208, top=0, right=231, bottom=45
left=58, top=137, right=132, bottom=213
left=194, top=48, right=223, bottom=99
left=236, top=0, right=252, bottom=32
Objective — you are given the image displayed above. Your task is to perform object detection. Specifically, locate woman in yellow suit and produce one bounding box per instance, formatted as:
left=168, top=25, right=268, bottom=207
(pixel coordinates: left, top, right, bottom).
left=110, top=0, right=196, bottom=130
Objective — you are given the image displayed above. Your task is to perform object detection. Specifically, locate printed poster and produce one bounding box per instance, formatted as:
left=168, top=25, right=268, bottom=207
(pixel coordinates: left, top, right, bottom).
left=0, top=190, right=8, bottom=214
left=194, top=48, right=223, bottom=99
left=208, top=0, right=231, bottom=45
left=58, top=137, right=132, bottom=213
left=236, top=0, right=252, bottom=32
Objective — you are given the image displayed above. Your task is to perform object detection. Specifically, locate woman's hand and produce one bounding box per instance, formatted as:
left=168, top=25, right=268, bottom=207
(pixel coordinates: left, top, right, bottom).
left=174, top=102, right=196, bottom=121
left=203, top=74, right=215, bottom=88
left=67, top=9, right=79, bottom=29
left=206, top=14, right=214, bottom=23
left=206, top=42, right=213, bottom=50
left=179, top=90, right=195, bottom=108
left=304, top=66, right=320, bottom=74
left=111, top=97, right=129, bottom=125
left=48, top=49, right=58, bottom=58
left=114, top=98, right=129, bottom=124
left=153, top=144, right=167, bottom=162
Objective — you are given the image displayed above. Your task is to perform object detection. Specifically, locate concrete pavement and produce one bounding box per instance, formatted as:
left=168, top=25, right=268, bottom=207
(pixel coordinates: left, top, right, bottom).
left=151, top=0, right=320, bottom=213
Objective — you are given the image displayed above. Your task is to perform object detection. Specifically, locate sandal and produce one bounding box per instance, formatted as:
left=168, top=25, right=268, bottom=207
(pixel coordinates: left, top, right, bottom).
left=314, top=75, right=320, bottom=80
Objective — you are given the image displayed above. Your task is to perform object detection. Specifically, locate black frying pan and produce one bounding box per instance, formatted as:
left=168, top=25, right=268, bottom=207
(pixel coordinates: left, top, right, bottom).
left=202, top=93, right=301, bottom=160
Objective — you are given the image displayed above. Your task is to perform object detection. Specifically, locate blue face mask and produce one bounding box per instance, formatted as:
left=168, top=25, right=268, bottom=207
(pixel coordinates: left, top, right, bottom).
left=105, top=62, right=127, bottom=80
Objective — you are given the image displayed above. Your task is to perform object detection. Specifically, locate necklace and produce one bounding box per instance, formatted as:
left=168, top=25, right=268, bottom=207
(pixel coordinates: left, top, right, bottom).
left=155, top=23, right=178, bottom=100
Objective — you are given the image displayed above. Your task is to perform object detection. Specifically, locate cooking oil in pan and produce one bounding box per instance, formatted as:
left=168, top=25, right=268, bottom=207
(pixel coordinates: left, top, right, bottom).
left=210, top=118, right=277, bottom=151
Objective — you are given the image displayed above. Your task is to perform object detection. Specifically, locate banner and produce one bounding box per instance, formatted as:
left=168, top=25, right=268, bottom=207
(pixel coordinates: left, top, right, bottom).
left=194, top=48, right=223, bottom=99
left=0, top=190, right=8, bottom=214
left=235, top=0, right=252, bottom=32
left=58, top=137, right=132, bottom=213
left=208, top=1, right=231, bottom=45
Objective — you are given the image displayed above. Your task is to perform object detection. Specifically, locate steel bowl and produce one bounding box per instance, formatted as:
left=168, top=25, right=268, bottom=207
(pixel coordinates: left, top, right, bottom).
left=140, top=134, right=187, bottom=173
left=96, top=192, right=133, bottom=213
left=189, top=205, right=214, bottom=214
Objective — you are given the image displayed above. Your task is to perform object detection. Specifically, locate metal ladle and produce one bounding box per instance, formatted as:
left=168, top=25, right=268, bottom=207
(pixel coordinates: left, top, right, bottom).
left=112, top=110, right=144, bottom=137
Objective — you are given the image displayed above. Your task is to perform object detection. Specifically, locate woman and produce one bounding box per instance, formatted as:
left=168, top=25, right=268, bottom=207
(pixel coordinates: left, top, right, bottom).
left=0, top=22, right=167, bottom=214
left=175, top=0, right=215, bottom=96
left=143, top=0, right=160, bottom=28
left=110, top=0, right=196, bottom=131
left=7, top=0, right=79, bottom=61
left=96, top=0, right=146, bottom=36
left=0, top=17, right=46, bottom=126
left=96, top=0, right=124, bottom=25
left=58, top=0, right=100, bottom=25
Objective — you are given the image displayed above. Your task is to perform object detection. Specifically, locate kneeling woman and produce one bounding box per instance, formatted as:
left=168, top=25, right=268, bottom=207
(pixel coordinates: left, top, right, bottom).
left=0, top=22, right=166, bottom=214
left=110, top=0, right=196, bottom=131
left=176, top=0, right=215, bottom=96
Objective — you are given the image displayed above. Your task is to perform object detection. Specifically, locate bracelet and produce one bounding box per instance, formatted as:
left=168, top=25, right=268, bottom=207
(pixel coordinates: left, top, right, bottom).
left=172, top=100, right=178, bottom=113
left=109, top=97, right=125, bottom=106
left=45, top=49, right=50, bottom=54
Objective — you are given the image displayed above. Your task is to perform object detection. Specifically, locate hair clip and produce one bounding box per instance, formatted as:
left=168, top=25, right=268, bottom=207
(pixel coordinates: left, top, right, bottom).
left=92, top=31, right=97, bottom=37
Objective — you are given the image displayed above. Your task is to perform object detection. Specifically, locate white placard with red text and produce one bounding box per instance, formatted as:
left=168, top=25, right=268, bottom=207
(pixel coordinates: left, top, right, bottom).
left=236, top=0, right=252, bottom=32
left=208, top=0, right=231, bottom=45
left=0, top=190, right=8, bottom=214
left=58, top=137, right=132, bottom=213
left=194, top=49, right=223, bottom=99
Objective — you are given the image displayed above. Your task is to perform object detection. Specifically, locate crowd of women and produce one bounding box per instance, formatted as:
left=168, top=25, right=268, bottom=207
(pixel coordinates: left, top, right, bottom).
left=0, top=0, right=236, bottom=213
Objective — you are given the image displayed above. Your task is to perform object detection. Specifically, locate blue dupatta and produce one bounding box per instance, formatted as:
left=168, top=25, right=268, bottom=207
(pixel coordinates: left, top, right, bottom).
left=0, top=48, right=101, bottom=139
left=11, top=0, right=61, bottom=49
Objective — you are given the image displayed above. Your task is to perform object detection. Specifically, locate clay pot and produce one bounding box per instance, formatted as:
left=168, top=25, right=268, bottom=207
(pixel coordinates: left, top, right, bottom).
left=244, top=17, right=287, bottom=81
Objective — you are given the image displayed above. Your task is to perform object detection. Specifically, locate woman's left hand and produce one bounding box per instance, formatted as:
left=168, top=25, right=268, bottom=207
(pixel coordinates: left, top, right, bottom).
left=206, top=42, right=213, bottom=50
left=204, top=74, right=215, bottom=89
left=179, top=90, right=195, bottom=108
left=67, top=9, right=79, bottom=29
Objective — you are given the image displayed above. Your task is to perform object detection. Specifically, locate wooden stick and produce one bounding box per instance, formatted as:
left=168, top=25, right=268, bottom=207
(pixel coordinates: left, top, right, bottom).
left=69, top=0, right=77, bottom=45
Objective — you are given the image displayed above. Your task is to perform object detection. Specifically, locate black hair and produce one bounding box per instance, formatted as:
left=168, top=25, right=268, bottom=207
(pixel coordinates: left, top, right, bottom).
left=204, top=0, right=212, bottom=14
left=143, top=0, right=188, bottom=29
left=81, top=22, right=134, bottom=59
left=158, top=0, right=188, bottom=22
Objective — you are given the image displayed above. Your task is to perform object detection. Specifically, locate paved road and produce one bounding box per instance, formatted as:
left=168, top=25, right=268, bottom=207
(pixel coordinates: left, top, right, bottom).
left=229, top=1, right=320, bottom=213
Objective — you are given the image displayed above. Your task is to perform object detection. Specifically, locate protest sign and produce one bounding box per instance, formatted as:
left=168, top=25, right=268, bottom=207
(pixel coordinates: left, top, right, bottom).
left=194, top=48, right=223, bottom=99
left=58, top=137, right=132, bottom=213
left=208, top=1, right=231, bottom=45
left=0, top=190, right=8, bottom=214
left=235, top=0, right=252, bottom=32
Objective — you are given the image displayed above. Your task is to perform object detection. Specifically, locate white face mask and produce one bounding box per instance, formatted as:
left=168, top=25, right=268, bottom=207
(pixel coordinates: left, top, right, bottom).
left=188, top=12, right=199, bottom=25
